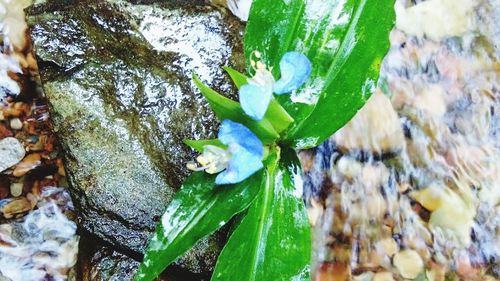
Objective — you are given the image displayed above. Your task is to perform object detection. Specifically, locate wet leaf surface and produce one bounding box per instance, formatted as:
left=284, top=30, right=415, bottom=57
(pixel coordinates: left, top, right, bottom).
left=212, top=149, right=311, bottom=281
left=245, top=0, right=396, bottom=148
left=136, top=171, right=264, bottom=281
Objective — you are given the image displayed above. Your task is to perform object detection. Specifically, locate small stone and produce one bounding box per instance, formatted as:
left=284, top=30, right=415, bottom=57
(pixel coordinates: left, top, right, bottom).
left=411, top=183, right=448, bottom=211
left=372, top=272, right=394, bottom=281
left=398, top=183, right=410, bottom=193
left=393, top=249, right=424, bottom=279
left=56, top=158, right=66, bottom=177
left=375, top=238, right=398, bottom=258
left=1, top=197, right=32, bottom=219
left=298, top=150, right=315, bottom=173
left=9, top=118, right=23, bottom=130
left=366, top=193, right=387, bottom=220
left=336, top=157, right=362, bottom=180
left=426, top=262, right=446, bottom=281
left=0, top=137, right=26, bottom=173
left=333, top=91, right=405, bottom=153
left=2, top=102, right=30, bottom=118
left=313, top=262, right=350, bottom=281
left=307, top=199, right=323, bottom=226
left=361, top=163, right=390, bottom=191
left=353, top=272, right=373, bottom=281
left=429, top=202, right=474, bottom=247
left=456, top=253, right=479, bottom=279
left=9, top=182, right=23, bottom=197
left=13, top=153, right=42, bottom=177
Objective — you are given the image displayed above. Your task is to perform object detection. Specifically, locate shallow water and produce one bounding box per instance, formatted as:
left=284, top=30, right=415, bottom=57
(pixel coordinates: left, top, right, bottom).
left=308, top=0, right=499, bottom=280
left=0, top=187, right=78, bottom=281
left=0, top=0, right=79, bottom=280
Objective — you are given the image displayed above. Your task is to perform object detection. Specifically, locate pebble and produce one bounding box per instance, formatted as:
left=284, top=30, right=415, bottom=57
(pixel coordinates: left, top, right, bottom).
left=2, top=102, right=30, bottom=118
left=12, top=153, right=41, bottom=177
left=411, top=183, right=448, bottom=211
left=426, top=262, right=446, bottom=281
left=372, top=272, right=394, bottom=281
left=353, top=272, right=373, bottom=281
left=336, top=157, right=362, bottom=180
left=0, top=197, right=32, bottom=219
left=393, top=249, right=424, bottom=279
left=9, top=118, right=22, bottom=130
left=375, top=238, right=398, bottom=258
left=0, top=137, right=26, bottom=173
left=314, top=262, right=350, bottom=281
left=429, top=202, right=474, bottom=247
left=9, top=182, right=22, bottom=197
left=333, top=91, right=405, bottom=154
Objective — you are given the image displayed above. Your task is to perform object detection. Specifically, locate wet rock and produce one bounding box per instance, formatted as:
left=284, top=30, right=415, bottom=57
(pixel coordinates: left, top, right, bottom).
left=78, top=239, right=206, bottom=281
left=0, top=137, right=25, bottom=173
left=79, top=244, right=141, bottom=281
left=27, top=0, right=244, bottom=275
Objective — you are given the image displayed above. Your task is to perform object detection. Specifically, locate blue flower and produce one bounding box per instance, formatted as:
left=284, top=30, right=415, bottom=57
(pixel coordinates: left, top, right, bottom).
left=239, top=68, right=275, bottom=121
left=215, top=120, right=264, bottom=185
left=274, top=51, right=312, bottom=95
left=188, top=120, right=264, bottom=185
left=239, top=51, right=312, bottom=121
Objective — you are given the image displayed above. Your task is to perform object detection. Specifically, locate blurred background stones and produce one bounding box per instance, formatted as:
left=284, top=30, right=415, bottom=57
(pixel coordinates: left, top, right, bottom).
left=308, top=0, right=499, bottom=280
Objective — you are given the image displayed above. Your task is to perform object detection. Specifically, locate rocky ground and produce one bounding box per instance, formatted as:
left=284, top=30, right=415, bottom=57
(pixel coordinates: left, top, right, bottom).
left=0, top=1, right=79, bottom=280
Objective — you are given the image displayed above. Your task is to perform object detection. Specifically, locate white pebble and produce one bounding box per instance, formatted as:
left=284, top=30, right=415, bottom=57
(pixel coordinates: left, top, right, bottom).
left=10, top=118, right=23, bottom=130
left=10, top=182, right=23, bottom=197
left=0, top=137, right=25, bottom=172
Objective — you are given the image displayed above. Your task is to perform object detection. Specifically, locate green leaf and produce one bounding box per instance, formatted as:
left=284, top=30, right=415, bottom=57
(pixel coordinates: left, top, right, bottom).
left=193, top=74, right=279, bottom=143
left=245, top=0, right=395, bottom=148
left=135, top=171, right=264, bottom=281
left=265, top=99, right=294, bottom=133
left=184, top=139, right=227, bottom=153
left=211, top=147, right=311, bottom=281
left=222, top=67, right=295, bottom=134
left=223, top=66, right=249, bottom=88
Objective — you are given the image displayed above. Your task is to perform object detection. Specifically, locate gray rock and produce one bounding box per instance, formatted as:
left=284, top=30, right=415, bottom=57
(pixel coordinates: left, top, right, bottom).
left=26, top=0, right=244, bottom=275
left=78, top=238, right=210, bottom=281
left=0, top=137, right=25, bottom=173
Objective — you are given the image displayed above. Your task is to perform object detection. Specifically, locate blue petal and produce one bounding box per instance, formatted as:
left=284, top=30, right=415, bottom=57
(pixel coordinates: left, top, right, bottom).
left=215, top=147, right=263, bottom=185
left=218, top=120, right=264, bottom=158
left=239, top=83, right=272, bottom=121
left=215, top=120, right=264, bottom=185
left=273, top=52, right=312, bottom=95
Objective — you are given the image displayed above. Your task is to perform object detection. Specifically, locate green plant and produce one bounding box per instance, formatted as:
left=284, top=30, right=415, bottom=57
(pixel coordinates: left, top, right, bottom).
left=136, top=0, right=395, bottom=280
